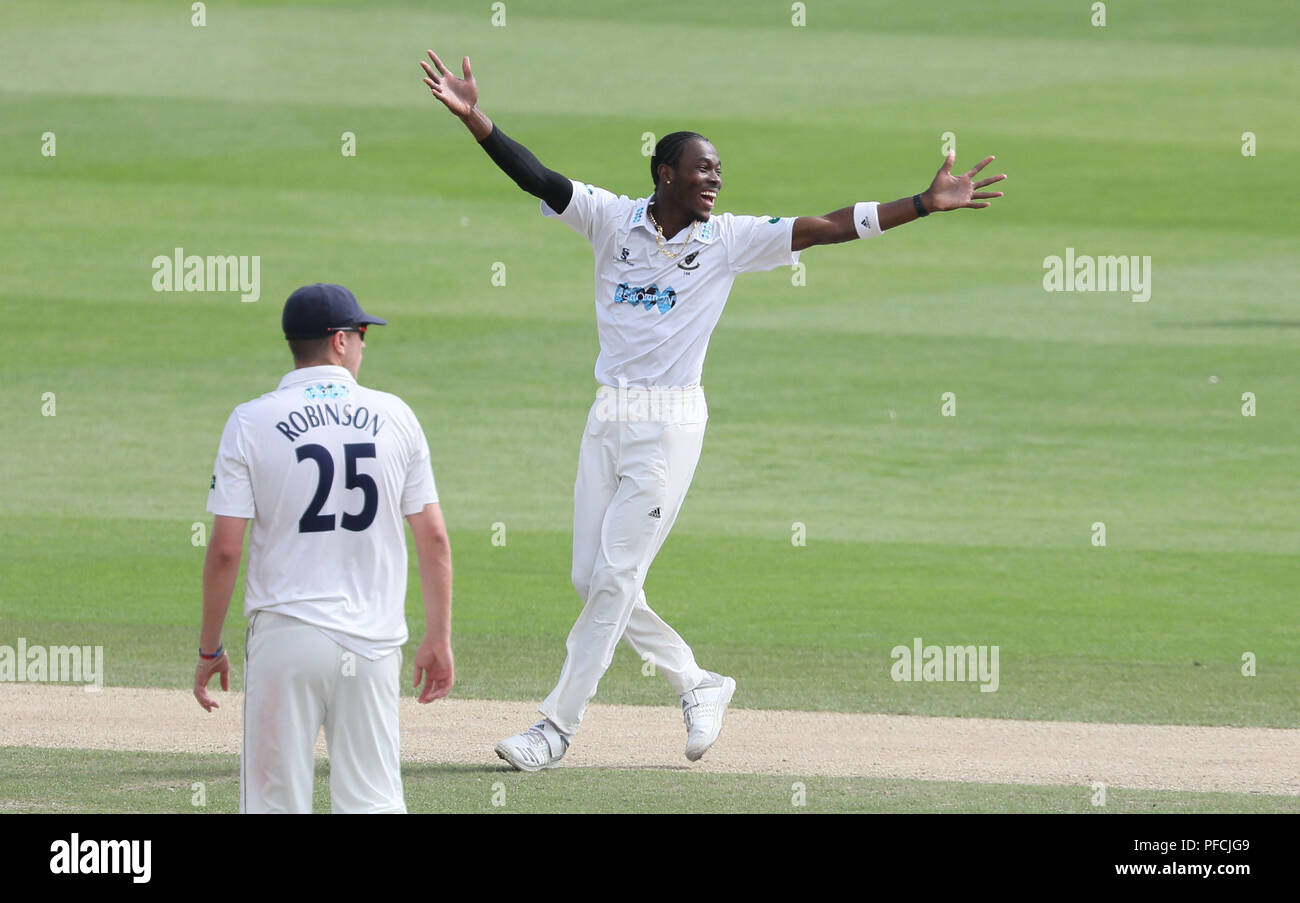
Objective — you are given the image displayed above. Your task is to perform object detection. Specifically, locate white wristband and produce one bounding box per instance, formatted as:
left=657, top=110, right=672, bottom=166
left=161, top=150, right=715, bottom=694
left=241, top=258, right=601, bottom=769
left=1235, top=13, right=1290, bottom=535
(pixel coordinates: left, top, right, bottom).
left=853, top=201, right=882, bottom=240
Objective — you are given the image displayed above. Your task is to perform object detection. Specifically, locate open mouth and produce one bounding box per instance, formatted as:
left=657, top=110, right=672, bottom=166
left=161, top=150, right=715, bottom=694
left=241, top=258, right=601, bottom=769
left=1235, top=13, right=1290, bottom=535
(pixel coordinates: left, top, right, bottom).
left=700, top=190, right=717, bottom=210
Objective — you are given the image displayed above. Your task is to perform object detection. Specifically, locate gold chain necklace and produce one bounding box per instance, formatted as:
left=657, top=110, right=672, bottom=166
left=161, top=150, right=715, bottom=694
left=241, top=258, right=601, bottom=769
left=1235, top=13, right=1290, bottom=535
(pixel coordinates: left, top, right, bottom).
left=646, top=204, right=698, bottom=260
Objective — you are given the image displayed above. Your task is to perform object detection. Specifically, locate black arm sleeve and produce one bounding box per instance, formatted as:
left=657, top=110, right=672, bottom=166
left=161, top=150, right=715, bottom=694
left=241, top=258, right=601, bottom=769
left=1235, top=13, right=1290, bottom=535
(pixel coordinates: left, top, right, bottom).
left=478, top=125, right=573, bottom=214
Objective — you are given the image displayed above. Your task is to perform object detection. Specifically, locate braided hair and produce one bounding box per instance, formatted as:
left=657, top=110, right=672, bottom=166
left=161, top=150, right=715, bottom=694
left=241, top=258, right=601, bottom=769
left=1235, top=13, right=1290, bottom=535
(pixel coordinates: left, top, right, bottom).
left=650, top=131, right=709, bottom=188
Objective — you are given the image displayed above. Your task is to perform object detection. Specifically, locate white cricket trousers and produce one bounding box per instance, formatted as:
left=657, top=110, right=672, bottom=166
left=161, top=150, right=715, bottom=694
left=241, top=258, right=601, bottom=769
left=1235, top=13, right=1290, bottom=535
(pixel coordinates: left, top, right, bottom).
left=241, top=610, right=405, bottom=814
left=539, top=385, right=711, bottom=736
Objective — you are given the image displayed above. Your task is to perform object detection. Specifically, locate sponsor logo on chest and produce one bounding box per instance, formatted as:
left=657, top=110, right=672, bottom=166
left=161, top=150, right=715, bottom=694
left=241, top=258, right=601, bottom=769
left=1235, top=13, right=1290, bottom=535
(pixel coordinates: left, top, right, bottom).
left=613, top=282, right=677, bottom=314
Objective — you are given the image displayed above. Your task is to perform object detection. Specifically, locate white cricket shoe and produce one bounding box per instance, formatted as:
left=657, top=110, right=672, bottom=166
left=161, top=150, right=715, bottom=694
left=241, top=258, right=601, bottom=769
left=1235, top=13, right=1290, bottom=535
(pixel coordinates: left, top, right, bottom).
left=495, top=719, right=570, bottom=772
left=681, top=672, right=736, bottom=762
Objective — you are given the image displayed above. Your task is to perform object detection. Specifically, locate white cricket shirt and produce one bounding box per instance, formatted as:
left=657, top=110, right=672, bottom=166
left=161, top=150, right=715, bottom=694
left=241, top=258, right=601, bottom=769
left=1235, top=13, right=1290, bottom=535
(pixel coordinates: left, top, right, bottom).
left=206, top=365, right=439, bottom=660
left=542, top=181, right=801, bottom=387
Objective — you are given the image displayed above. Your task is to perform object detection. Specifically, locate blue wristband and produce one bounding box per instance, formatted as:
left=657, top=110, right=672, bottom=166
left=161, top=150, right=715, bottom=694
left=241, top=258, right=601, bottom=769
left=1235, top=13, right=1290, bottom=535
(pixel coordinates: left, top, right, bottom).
left=199, top=645, right=225, bottom=660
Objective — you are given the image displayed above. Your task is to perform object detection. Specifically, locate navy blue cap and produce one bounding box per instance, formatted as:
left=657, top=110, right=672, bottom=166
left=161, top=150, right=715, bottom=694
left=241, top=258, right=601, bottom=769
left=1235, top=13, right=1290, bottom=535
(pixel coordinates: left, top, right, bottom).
left=282, top=283, right=387, bottom=339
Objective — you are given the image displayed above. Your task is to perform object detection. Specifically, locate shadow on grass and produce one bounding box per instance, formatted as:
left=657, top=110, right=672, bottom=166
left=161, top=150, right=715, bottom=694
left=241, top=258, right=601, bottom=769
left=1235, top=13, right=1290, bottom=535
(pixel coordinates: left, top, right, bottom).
left=402, top=762, right=693, bottom=777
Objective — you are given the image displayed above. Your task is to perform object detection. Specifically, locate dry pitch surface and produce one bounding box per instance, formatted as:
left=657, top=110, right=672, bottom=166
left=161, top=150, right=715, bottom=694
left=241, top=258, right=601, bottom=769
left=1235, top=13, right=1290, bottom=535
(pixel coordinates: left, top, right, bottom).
left=3, top=684, right=1297, bottom=795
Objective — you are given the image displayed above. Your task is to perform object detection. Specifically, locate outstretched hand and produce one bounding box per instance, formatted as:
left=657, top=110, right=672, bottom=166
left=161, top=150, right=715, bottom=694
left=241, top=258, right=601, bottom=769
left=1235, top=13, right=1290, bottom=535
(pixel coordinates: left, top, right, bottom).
left=924, top=153, right=1006, bottom=212
left=421, top=51, right=478, bottom=118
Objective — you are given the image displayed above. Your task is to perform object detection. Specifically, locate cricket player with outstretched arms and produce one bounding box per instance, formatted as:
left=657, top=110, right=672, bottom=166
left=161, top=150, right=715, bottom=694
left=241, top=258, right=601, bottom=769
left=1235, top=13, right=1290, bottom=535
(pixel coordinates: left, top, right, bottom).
left=419, top=50, right=1005, bottom=771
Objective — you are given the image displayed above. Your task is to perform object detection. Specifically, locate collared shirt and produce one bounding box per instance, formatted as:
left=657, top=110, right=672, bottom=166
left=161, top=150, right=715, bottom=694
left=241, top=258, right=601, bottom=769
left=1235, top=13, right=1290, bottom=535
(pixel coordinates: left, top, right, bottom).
left=206, top=365, right=439, bottom=659
left=542, top=180, right=801, bottom=388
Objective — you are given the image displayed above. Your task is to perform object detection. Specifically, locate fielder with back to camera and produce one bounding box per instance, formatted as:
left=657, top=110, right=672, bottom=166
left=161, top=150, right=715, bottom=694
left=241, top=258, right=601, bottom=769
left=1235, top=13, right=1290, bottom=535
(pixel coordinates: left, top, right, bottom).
left=420, top=50, right=1005, bottom=770
left=194, top=284, right=455, bottom=812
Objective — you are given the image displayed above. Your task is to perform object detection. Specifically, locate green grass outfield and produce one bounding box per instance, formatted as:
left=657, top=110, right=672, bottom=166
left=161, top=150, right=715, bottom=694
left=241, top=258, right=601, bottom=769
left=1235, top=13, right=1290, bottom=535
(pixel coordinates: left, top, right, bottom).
left=3, top=747, right=1296, bottom=815
left=1, top=0, right=1297, bottom=813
